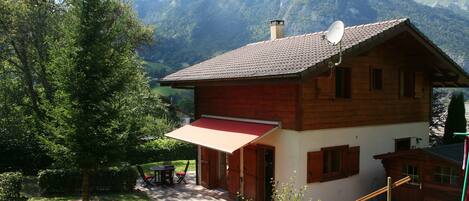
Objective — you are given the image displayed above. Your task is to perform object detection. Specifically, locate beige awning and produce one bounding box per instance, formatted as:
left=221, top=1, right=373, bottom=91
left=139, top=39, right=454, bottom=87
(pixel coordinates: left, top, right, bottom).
left=165, top=116, right=279, bottom=153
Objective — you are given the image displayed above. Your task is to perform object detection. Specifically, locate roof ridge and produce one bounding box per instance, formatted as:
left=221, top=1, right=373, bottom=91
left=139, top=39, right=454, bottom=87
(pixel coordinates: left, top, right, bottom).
left=246, top=18, right=408, bottom=46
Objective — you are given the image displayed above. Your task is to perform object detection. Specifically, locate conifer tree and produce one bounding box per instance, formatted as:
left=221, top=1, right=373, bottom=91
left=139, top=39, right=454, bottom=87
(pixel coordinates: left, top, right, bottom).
left=443, top=92, right=467, bottom=144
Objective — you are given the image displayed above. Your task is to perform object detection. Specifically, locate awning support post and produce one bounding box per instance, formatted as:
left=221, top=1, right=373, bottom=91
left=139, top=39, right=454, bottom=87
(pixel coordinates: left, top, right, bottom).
left=197, top=145, right=201, bottom=185
left=240, top=147, right=244, bottom=195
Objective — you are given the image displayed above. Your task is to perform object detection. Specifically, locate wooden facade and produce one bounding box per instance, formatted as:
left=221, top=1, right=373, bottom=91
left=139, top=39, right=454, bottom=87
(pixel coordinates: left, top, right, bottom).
left=196, top=32, right=432, bottom=132
left=192, top=32, right=465, bottom=201
left=375, top=150, right=463, bottom=201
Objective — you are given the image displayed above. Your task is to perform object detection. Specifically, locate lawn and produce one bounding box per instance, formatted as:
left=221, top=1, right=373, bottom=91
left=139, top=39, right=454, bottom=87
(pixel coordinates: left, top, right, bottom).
left=138, top=159, right=196, bottom=176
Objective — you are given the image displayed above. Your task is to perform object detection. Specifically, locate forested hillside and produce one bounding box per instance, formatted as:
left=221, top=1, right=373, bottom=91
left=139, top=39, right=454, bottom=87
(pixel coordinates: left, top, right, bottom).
left=134, top=0, right=469, bottom=77
left=132, top=0, right=469, bottom=114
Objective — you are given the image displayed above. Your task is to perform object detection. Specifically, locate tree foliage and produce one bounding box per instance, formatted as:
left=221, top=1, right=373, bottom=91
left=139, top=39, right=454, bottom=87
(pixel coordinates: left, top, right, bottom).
left=0, top=0, right=62, bottom=174
left=0, top=3, right=174, bottom=197
left=443, top=92, right=467, bottom=144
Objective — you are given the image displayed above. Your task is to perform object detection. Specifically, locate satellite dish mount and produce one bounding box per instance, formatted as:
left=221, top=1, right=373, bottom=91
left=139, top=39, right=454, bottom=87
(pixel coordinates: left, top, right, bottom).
left=324, top=20, right=345, bottom=69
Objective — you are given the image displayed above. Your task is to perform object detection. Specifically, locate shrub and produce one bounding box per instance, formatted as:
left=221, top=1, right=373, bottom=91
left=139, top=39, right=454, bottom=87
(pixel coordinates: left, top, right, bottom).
left=0, top=172, right=24, bottom=201
left=38, top=166, right=137, bottom=195
left=128, top=138, right=196, bottom=164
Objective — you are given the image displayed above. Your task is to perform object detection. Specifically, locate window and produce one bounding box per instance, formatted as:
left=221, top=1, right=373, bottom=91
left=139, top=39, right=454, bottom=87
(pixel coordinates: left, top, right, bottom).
left=371, top=68, right=383, bottom=90
left=403, top=164, right=420, bottom=185
left=400, top=71, right=415, bottom=97
left=307, top=145, right=360, bottom=183
left=433, top=166, right=459, bottom=185
left=395, top=138, right=411, bottom=152
left=335, top=67, right=351, bottom=98
left=323, top=148, right=344, bottom=178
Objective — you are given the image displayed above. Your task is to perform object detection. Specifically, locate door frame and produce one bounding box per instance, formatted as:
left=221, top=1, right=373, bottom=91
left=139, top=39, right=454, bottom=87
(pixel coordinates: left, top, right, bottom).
left=256, top=144, right=275, bottom=201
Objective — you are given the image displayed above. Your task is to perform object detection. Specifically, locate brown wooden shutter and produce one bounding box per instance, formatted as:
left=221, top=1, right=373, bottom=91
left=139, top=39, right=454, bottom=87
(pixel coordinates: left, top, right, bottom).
left=227, top=150, right=240, bottom=197
left=414, top=72, right=424, bottom=98
left=243, top=145, right=257, bottom=200
left=307, top=151, right=323, bottom=183
left=347, top=146, right=360, bottom=176
left=399, top=71, right=405, bottom=97
left=315, top=71, right=335, bottom=99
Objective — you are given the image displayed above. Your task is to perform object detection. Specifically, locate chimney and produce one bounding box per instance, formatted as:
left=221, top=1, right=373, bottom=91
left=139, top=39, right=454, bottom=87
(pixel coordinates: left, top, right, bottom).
left=270, top=20, right=284, bottom=40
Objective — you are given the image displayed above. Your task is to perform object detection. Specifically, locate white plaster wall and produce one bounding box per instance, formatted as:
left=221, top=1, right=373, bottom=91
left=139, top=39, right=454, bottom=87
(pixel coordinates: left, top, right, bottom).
left=257, top=122, right=429, bottom=201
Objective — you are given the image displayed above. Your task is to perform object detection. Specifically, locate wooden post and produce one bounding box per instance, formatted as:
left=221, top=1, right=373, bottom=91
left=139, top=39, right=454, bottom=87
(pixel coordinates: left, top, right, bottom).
left=240, top=147, right=244, bottom=195
left=355, top=176, right=410, bottom=201
left=387, top=177, right=392, bottom=201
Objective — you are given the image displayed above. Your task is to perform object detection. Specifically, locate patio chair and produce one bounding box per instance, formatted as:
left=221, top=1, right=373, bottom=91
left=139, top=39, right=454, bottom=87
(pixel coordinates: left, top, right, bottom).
left=137, top=165, right=154, bottom=187
left=176, top=160, right=190, bottom=184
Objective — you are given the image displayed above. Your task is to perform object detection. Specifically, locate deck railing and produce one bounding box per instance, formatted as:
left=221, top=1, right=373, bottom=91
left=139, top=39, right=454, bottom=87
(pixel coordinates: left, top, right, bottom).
left=355, top=176, right=411, bottom=201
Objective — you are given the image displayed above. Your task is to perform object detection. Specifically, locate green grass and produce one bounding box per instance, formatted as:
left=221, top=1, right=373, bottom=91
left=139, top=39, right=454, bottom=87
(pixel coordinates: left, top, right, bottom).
left=138, top=160, right=195, bottom=176
left=28, top=192, right=150, bottom=201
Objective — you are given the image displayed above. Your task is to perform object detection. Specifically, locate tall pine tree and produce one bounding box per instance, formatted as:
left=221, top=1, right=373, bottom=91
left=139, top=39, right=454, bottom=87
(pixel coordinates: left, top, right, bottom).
left=443, top=92, right=467, bottom=144
left=44, top=0, right=154, bottom=200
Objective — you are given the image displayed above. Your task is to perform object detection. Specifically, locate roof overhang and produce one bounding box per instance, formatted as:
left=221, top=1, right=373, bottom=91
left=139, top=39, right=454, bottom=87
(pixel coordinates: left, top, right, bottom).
left=165, top=115, right=280, bottom=153
left=374, top=149, right=462, bottom=166
left=159, top=19, right=469, bottom=88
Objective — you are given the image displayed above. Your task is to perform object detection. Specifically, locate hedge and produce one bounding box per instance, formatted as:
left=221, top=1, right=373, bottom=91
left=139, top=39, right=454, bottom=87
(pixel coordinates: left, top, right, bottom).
left=0, top=172, right=25, bottom=201
left=128, top=138, right=196, bottom=164
left=38, top=166, right=137, bottom=195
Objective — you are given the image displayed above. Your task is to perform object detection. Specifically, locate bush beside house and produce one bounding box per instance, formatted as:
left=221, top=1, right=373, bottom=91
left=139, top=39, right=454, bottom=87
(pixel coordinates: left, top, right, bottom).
left=128, top=138, right=196, bottom=164
left=38, top=166, right=137, bottom=195
left=0, top=172, right=25, bottom=201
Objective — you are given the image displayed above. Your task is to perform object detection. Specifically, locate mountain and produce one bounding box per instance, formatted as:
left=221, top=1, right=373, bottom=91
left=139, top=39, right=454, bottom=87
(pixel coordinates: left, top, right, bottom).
left=134, top=0, right=469, bottom=78
left=414, top=0, right=469, bottom=12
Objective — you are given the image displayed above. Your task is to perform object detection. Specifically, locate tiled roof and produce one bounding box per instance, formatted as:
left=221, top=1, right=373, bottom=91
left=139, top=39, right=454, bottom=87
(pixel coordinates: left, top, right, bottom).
left=161, top=18, right=409, bottom=83
left=423, top=143, right=463, bottom=164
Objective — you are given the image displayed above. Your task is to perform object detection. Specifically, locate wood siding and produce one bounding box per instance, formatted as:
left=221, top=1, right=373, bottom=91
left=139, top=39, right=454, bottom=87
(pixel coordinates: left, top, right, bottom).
left=194, top=33, right=432, bottom=131
left=380, top=153, right=462, bottom=201
left=301, top=37, right=431, bottom=130
left=196, top=84, right=299, bottom=129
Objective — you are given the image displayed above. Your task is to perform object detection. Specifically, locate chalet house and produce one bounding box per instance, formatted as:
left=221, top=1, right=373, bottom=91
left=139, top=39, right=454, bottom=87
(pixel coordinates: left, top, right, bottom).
left=374, top=143, right=464, bottom=201
left=160, top=18, right=469, bottom=201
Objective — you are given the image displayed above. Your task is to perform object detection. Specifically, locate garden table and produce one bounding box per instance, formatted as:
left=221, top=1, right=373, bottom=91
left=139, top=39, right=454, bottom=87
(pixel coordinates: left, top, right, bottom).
left=150, top=165, right=175, bottom=186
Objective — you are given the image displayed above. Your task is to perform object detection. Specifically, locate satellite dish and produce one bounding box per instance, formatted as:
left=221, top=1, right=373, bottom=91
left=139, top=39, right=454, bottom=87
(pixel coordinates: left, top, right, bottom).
left=325, top=21, right=344, bottom=45
left=324, top=20, right=345, bottom=68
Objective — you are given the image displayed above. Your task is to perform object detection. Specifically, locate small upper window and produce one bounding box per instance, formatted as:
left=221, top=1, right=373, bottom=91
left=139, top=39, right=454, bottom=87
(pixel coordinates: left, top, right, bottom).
left=403, top=164, right=420, bottom=185
left=371, top=68, right=383, bottom=90
left=433, top=166, right=459, bottom=185
left=395, top=138, right=411, bottom=152
left=400, top=71, right=415, bottom=97
left=335, top=67, right=351, bottom=98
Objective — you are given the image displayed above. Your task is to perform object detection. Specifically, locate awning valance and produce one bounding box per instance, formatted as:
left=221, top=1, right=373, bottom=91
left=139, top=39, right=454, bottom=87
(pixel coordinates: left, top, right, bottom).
left=165, top=116, right=279, bottom=153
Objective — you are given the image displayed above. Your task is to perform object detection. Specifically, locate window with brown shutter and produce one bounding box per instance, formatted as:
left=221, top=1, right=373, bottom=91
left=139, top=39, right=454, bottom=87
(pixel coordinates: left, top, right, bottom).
left=414, top=72, right=424, bottom=98
left=322, top=145, right=348, bottom=181
left=400, top=71, right=415, bottom=98
left=335, top=67, right=351, bottom=98
left=370, top=68, right=383, bottom=91
left=307, top=151, right=323, bottom=183
left=307, top=145, right=360, bottom=183
left=316, top=71, right=334, bottom=99
left=347, top=146, right=360, bottom=176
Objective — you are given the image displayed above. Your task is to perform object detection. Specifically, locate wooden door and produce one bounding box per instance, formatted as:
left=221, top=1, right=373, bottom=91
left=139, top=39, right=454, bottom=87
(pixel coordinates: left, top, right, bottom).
left=201, top=147, right=219, bottom=189
left=227, top=150, right=240, bottom=197
left=244, top=145, right=257, bottom=200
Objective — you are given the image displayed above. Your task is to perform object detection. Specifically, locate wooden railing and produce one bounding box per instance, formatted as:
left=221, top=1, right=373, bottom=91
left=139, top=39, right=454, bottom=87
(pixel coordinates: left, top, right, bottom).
left=356, top=176, right=411, bottom=201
